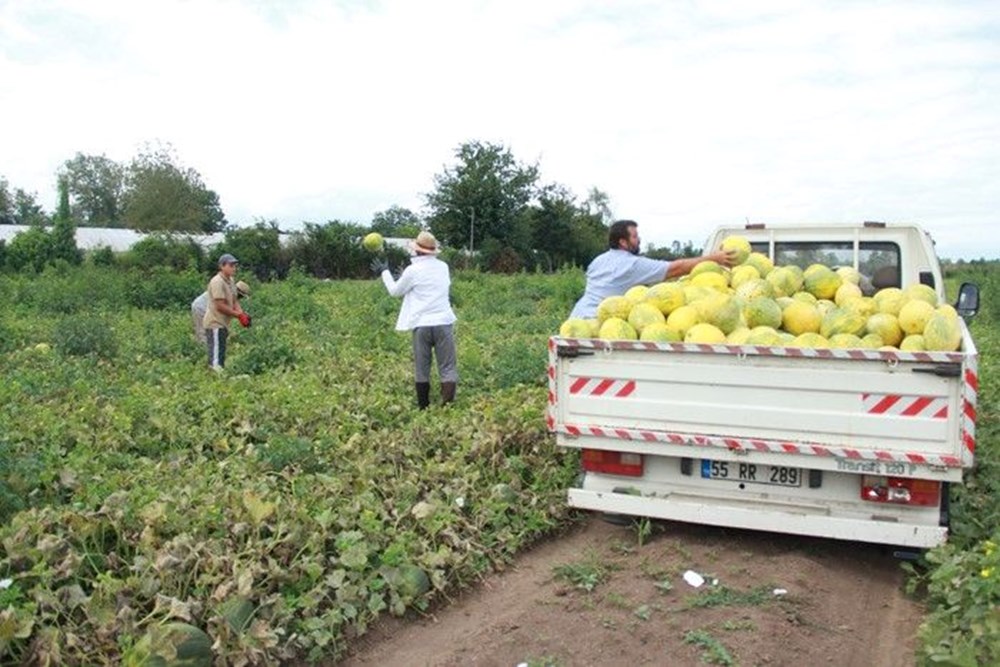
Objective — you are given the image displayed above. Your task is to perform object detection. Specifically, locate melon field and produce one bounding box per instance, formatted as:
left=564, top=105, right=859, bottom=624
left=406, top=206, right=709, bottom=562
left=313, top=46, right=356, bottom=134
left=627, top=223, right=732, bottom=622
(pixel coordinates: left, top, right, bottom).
left=0, top=263, right=997, bottom=664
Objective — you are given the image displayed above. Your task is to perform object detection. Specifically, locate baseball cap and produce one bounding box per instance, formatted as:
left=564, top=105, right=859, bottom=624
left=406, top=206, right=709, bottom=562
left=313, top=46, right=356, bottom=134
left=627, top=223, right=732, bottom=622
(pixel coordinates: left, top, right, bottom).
left=218, top=253, right=239, bottom=266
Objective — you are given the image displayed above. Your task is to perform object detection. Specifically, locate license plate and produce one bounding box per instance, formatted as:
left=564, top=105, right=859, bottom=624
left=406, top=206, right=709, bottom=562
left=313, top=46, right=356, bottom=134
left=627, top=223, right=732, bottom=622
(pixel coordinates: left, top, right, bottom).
left=701, top=460, right=802, bottom=487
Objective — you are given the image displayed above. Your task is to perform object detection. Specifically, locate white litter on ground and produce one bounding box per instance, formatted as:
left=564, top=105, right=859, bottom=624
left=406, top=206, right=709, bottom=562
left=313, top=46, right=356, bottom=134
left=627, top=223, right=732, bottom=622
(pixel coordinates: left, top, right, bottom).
left=683, top=570, right=705, bottom=588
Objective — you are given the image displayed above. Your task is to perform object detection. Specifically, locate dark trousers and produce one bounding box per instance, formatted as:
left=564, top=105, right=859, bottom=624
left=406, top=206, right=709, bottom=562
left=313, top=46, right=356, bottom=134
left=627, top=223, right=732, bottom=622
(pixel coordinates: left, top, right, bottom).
left=206, top=327, right=228, bottom=369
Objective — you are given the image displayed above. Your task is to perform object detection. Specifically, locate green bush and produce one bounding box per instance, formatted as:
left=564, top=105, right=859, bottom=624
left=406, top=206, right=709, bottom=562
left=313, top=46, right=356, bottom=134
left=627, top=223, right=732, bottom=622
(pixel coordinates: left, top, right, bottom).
left=285, top=220, right=371, bottom=279
left=124, top=267, right=205, bottom=310
left=54, top=315, right=119, bottom=359
left=4, top=226, right=52, bottom=273
left=120, top=234, right=207, bottom=272
left=89, top=245, right=117, bottom=267
left=213, top=223, right=290, bottom=281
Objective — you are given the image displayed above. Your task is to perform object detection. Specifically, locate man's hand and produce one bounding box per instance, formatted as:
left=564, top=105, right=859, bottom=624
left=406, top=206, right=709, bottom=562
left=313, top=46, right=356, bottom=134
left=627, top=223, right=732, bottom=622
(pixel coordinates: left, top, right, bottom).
left=711, top=248, right=740, bottom=268
left=370, top=258, right=389, bottom=276
left=238, top=312, right=252, bottom=328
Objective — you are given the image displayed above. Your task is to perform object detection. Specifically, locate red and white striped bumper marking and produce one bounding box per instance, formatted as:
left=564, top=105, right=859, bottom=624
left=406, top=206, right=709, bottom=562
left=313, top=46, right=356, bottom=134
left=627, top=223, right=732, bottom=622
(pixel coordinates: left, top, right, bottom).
left=962, top=365, right=978, bottom=458
left=862, top=393, right=949, bottom=419
left=556, top=424, right=965, bottom=468
left=569, top=377, right=636, bottom=398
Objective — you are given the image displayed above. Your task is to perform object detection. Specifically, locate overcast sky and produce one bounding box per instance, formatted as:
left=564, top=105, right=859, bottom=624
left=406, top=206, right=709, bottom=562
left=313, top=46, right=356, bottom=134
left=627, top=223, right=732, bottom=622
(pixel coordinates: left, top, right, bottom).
left=1, top=0, right=997, bottom=259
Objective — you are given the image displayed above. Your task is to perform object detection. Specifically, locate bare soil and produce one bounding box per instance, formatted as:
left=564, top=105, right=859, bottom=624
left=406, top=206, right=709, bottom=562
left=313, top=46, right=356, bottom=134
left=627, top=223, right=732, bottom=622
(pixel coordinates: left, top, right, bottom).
left=342, top=517, right=923, bottom=667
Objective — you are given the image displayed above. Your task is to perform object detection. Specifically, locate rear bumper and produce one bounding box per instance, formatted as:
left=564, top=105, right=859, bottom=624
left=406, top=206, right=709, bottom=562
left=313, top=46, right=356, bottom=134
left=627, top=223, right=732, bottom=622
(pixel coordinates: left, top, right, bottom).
left=568, top=488, right=948, bottom=548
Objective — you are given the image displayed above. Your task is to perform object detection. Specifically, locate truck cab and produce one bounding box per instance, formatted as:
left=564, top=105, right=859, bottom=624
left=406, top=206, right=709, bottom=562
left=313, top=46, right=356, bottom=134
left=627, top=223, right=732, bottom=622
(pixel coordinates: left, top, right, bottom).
left=709, top=221, right=942, bottom=297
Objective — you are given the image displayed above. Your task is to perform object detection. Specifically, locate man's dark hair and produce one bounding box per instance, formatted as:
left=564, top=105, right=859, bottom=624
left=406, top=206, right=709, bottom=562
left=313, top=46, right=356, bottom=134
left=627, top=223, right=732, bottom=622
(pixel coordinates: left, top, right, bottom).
left=608, top=220, right=638, bottom=249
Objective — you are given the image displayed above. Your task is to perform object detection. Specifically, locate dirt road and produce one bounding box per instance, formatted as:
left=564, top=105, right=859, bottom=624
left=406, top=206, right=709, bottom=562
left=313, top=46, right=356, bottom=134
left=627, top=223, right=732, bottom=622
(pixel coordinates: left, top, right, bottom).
left=343, top=517, right=923, bottom=667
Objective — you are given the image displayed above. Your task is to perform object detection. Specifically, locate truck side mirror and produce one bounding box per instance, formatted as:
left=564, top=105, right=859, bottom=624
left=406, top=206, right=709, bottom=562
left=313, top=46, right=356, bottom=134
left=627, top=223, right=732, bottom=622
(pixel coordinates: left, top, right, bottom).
left=955, top=282, right=979, bottom=320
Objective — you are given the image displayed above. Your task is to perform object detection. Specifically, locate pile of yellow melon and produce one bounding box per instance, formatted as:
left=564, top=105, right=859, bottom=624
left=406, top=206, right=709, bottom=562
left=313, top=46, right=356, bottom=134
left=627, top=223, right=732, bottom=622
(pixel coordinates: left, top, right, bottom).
left=559, top=236, right=963, bottom=352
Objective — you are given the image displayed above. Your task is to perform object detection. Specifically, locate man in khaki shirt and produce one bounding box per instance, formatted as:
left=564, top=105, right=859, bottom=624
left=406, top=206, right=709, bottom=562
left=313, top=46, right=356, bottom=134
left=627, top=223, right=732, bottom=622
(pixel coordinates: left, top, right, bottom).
left=192, top=280, right=250, bottom=343
left=204, top=253, right=250, bottom=370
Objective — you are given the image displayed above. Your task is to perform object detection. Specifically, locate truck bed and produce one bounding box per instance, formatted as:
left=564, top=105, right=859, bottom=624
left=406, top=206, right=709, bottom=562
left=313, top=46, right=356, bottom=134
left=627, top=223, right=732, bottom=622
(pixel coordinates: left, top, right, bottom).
left=548, top=326, right=977, bottom=481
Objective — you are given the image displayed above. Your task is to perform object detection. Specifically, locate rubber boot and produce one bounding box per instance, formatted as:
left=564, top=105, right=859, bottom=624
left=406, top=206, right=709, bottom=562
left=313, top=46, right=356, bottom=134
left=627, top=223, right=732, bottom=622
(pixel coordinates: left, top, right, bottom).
left=440, top=382, right=457, bottom=406
left=415, top=382, right=431, bottom=410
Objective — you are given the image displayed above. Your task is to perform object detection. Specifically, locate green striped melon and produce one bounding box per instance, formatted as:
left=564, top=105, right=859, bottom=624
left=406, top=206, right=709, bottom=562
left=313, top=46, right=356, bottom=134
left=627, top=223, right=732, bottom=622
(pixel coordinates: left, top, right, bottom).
left=627, top=302, right=666, bottom=334
left=898, top=300, right=935, bottom=335
left=923, top=313, right=962, bottom=351
left=644, top=282, right=686, bottom=314
left=744, top=297, right=783, bottom=329
left=820, top=307, right=866, bottom=338
left=598, top=317, right=638, bottom=340
left=640, top=323, right=682, bottom=342
left=744, top=252, right=774, bottom=277
left=828, top=333, right=863, bottom=349
left=803, top=266, right=843, bottom=300
left=865, top=313, right=903, bottom=347
left=124, top=623, right=213, bottom=667
left=597, top=295, right=631, bottom=323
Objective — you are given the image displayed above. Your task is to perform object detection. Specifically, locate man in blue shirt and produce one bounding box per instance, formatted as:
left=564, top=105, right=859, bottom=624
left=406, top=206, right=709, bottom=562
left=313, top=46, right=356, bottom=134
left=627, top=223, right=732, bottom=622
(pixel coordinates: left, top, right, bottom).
left=570, top=220, right=737, bottom=319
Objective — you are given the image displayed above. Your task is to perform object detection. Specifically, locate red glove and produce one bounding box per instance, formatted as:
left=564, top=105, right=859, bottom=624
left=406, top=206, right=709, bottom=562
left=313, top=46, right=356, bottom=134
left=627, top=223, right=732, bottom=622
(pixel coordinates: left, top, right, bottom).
left=238, top=312, right=251, bottom=328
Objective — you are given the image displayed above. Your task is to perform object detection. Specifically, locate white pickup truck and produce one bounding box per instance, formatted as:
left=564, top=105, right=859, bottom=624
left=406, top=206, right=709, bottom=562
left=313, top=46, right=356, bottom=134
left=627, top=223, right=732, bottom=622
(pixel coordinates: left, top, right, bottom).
left=548, top=222, right=981, bottom=548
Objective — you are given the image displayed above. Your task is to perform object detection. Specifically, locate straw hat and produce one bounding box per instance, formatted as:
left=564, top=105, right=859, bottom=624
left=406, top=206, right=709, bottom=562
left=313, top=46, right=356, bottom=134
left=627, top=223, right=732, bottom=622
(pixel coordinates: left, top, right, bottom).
left=411, top=230, right=440, bottom=255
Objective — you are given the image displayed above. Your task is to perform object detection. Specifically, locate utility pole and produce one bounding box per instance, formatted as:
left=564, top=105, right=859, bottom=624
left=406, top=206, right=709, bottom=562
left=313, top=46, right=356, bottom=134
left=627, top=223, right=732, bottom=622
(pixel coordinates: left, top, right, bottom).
left=469, top=207, right=475, bottom=256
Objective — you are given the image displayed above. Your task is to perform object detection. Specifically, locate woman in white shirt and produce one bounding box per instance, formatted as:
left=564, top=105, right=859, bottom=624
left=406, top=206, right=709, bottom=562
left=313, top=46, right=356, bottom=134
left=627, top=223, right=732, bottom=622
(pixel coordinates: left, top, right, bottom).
left=373, top=231, right=458, bottom=409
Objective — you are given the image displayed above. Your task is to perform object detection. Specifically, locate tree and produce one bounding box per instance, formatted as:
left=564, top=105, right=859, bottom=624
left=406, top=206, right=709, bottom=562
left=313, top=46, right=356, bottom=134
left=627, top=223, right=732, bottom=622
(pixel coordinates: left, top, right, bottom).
left=60, top=153, right=125, bottom=227
left=525, top=183, right=608, bottom=270
left=584, top=187, right=614, bottom=225
left=122, top=144, right=226, bottom=233
left=425, top=141, right=539, bottom=256
left=370, top=206, right=422, bottom=238
left=0, top=177, right=13, bottom=224
left=285, top=220, right=370, bottom=279
left=215, top=220, right=289, bottom=281
left=12, top=189, right=48, bottom=226
left=568, top=208, right=608, bottom=266
left=529, top=184, right=581, bottom=269
left=0, top=176, right=48, bottom=226
left=645, top=239, right=702, bottom=260
left=50, top=176, right=82, bottom=265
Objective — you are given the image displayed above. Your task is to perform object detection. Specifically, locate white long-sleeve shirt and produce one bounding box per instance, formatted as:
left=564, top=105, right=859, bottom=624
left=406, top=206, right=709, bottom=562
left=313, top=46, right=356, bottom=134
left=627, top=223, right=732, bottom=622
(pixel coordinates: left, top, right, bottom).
left=381, top=255, right=457, bottom=331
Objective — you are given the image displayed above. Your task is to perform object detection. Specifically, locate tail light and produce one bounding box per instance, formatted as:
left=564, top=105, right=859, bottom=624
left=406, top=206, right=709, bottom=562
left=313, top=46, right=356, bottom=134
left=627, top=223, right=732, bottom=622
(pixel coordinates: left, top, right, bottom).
left=581, top=449, right=643, bottom=477
left=861, top=476, right=940, bottom=506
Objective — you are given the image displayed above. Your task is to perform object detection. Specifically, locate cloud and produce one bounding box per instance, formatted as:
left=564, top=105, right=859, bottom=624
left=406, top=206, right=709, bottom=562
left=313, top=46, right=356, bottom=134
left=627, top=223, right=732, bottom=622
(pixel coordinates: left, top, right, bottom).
left=1, top=0, right=997, bottom=258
